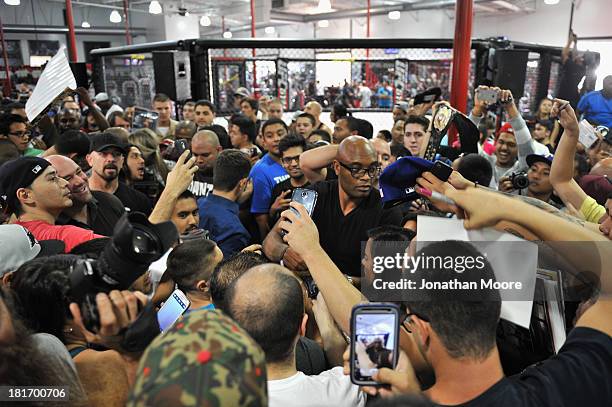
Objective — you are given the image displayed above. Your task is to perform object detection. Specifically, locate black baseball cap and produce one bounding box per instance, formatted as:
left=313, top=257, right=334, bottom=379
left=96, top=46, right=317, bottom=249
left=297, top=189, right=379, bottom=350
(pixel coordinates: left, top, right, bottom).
left=526, top=153, right=554, bottom=168
left=0, top=157, right=51, bottom=214
left=89, top=132, right=128, bottom=155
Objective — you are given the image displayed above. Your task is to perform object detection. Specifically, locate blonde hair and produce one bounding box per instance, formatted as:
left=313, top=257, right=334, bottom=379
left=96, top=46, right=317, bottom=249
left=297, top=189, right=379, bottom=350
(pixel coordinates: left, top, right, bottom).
left=129, top=128, right=169, bottom=181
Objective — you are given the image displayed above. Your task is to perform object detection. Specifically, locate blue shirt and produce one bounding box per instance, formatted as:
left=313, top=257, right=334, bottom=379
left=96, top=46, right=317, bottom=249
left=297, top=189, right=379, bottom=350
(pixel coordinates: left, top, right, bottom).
left=578, top=90, right=612, bottom=128
left=376, top=86, right=393, bottom=108
left=198, top=194, right=251, bottom=257
left=249, top=153, right=289, bottom=213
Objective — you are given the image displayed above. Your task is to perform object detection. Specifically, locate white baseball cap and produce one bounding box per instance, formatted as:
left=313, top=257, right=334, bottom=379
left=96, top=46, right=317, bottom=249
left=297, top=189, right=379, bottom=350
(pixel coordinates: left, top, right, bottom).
left=0, top=225, right=65, bottom=276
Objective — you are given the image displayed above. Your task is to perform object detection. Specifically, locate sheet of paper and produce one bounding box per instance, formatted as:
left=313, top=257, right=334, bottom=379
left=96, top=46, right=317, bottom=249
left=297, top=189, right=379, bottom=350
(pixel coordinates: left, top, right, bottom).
left=417, top=216, right=537, bottom=328
left=578, top=119, right=598, bottom=149
left=25, top=46, right=76, bottom=123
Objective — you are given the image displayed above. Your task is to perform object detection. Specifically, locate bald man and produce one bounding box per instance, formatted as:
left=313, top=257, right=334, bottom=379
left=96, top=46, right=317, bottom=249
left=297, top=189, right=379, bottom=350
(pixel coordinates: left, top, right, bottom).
left=263, top=136, right=402, bottom=277
left=189, top=130, right=221, bottom=199
left=304, top=101, right=332, bottom=136
left=224, top=264, right=366, bottom=407
left=48, top=155, right=125, bottom=236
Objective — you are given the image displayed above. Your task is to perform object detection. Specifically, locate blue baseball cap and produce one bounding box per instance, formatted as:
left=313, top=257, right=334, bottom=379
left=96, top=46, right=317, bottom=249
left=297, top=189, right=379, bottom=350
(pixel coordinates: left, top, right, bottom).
left=379, top=156, right=434, bottom=208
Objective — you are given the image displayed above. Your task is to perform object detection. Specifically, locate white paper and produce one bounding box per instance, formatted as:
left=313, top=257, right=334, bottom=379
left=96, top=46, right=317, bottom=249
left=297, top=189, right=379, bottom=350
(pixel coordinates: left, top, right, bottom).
left=25, top=46, right=76, bottom=123
left=578, top=119, right=598, bottom=149
left=416, top=216, right=537, bottom=328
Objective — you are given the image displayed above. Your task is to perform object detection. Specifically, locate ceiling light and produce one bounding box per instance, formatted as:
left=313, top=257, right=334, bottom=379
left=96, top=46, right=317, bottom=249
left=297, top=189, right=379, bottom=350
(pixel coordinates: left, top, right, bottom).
left=318, top=19, right=329, bottom=28
left=185, top=11, right=190, bottom=16
left=223, top=30, right=232, bottom=39
left=544, top=0, right=559, bottom=4
left=149, top=1, right=162, bottom=15
left=110, top=10, right=122, bottom=23
left=200, top=15, right=211, bottom=27
left=4, top=0, right=20, bottom=5
left=388, top=11, right=401, bottom=20
left=317, top=0, right=333, bottom=13
left=265, top=26, right=275, bottom=34
left=81, top=21, right=91, bottom=28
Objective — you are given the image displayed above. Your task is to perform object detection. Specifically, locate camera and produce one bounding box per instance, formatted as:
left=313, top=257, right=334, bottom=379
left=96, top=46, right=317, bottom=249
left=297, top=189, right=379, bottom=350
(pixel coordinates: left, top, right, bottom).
left=70, top=212, right=178, bottom=331
left=510, top=171, right=529, bottom=190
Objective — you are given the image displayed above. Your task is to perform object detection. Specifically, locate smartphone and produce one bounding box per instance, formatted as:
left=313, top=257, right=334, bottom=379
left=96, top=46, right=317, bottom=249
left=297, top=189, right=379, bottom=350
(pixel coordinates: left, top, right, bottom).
left=431, top=160, right=453, bottom=182
left=350, top=303, right=400, bottom=386
left=476, top=88, right=499, bottom=104
left=157, top=289, right=191, bottom=332
left=303, top=276, right=319, bottom=299
left=132, top=107, right=159, bottom=130
left=291, top=188, right=318, bottom=217
left=174, top=139, right=192, bottom=161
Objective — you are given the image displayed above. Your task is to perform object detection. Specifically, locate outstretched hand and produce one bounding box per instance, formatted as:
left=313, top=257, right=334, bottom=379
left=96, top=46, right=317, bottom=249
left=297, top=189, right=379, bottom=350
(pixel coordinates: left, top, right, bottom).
left=279, top=202, right=321, bottom=258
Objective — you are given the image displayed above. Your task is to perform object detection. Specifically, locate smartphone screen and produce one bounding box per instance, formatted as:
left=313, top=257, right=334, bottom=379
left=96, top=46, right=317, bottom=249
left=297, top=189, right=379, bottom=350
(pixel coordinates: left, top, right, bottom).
left=157, top=289, right=190, bottom=332
left=350, top=304, right=400, bottom=385
left=477, top=89, right=499, bottom=104
left=291, top=188, right=318, bottom=216
left=133, top=108, right=159, bottom=131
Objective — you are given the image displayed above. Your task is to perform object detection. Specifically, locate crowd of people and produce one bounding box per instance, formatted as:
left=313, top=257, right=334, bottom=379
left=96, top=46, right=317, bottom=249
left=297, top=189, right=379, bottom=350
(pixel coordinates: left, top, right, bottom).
left=0, top=65, right=611, bottom=407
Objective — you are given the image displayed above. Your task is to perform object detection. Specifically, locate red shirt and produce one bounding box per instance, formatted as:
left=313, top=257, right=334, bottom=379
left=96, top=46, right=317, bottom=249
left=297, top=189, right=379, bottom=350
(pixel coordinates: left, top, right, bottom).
left=15, top=220, right=104, bottom=253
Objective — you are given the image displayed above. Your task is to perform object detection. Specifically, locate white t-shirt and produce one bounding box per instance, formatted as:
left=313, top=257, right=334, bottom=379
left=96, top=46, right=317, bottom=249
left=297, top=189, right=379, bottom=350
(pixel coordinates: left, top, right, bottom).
left=268, top=367, right=366, bottom=407
left=359, top=86, right=372, bottom=107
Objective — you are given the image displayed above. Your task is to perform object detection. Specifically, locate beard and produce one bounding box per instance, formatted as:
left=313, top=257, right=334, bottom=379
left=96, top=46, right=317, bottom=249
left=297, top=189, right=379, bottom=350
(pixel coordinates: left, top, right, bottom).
left=98, top=164, right=119, bottom=181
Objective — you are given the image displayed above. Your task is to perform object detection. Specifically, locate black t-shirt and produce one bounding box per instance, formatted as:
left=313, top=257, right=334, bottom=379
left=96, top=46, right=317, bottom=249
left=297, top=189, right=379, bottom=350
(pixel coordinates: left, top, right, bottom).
left=557, top=58, right=586, bottom=108
left=442, top=327, right=612, bottom=407
left=269, top=178, right=310, bottom=227
left=56, top=191, right=125, bottom=236
left=114, top=182, right=153, bottom=216
left=189, top=171, right=214, bottom=200
left=310, top=180, right=402, bottom=277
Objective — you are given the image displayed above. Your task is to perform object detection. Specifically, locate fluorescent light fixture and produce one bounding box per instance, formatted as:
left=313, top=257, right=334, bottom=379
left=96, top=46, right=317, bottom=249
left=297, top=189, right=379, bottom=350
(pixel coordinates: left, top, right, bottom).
left=200, top=15, right=211, bottom=26
left=149, top=1, right=162, bottom=15
left=492, top=0, right=522, bottom=12
left=317, top=0, right=333, bottom=13
left=388, top=11, right=401, bottom=20
left=81, top=21, right=91, bottom=28
left=110, top=10, right=122, bottom=23
left=318, top=19, right=329, bottom=28
left=4, top=0, right=20, bottom=5
left=544, top=0, right=559, bottom=4
left=223, top=30, right=233, bottom=39
left=265, top=26, right=275, bottom=34
left=474, top=3, right=498, bottom=12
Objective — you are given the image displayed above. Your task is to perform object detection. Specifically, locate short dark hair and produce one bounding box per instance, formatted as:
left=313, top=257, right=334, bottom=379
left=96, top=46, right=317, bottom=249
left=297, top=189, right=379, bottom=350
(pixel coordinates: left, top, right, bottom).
left=210, top=252, right=267, bottom=308
left=11, top=255, right=78, bottom=343
left=405, top=241, right=500, bottom=360
left=166, top=239, right=218, bottom=292
left=225, top=266, right=304, bottom=363
left=297, top=113, right=316, bottom=127
left=574, top=153, right=589, bottom=179
left=308, top=129, right=331, bottom=143
left=457, top=153, right=493, bottom=187
left=332, top=104, right=349, bottom=118
left=175, top=120, right=197, bottom=138
left=404, top=115, right=429, bottom=132
left=108, top=111, right=128, bottom=127
left=279, top=133, right=307, bottom=155
left=355, top=118, right=374, bottom=139
left=535, top=119, right=554, bottom=132
left=230, top=114, right=257, bottom=143
left=178, top=189, right=196, bottom=201
left=367, top=225, right=414, bottom=243
left=213, top=149, right=251, bottom=192
left=55, top=130, right=91, bottom=156
left=153, top=93, right=171, bottom=103
left=377, top=129, right=392, bottom=142
left=241, top=97, right=259, bottom=111
left=184, top=101, right=195, bottom=108
left=338, top=116, right=360, bottom=133
left=0, top=113, right=27, bottom=136
left=261, top=118, right=288, bottom=136
left=195, top=99, right=216, bottom=113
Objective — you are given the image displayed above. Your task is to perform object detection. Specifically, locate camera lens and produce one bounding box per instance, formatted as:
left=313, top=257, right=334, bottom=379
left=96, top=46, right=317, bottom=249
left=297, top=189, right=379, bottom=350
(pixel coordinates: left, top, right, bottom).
left=132, top=229, right=158, bottom=254
left=302, top=191, right=308, bottom=198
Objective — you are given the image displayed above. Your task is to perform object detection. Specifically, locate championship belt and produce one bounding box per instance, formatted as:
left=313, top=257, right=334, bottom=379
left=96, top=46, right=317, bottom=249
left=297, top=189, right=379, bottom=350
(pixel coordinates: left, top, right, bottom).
left=423, top=102, right=480, bottom=161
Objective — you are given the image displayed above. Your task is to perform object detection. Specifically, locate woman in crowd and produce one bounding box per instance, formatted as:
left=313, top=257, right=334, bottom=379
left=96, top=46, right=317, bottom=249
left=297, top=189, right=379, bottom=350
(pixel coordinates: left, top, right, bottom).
left=128, top=128, right=170, bottom=201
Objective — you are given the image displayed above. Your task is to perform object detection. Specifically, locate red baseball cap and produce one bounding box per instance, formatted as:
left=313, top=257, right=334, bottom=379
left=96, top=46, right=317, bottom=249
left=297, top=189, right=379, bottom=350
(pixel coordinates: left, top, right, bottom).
left=497, top=122, right=514, bottom=137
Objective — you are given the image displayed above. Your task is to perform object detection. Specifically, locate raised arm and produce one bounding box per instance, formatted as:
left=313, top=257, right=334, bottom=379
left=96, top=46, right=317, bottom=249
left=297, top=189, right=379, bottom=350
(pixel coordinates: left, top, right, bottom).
left=75, top=87, right=109, bottom=131
left=299, top=144, right=338, bottom=183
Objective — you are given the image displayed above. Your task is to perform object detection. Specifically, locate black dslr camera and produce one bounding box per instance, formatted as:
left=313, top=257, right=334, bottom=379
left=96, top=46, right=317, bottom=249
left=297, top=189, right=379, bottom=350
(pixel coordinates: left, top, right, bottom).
left=509, top=171, right=529, bottom=190
left=70, top=212, right=178, bottom=332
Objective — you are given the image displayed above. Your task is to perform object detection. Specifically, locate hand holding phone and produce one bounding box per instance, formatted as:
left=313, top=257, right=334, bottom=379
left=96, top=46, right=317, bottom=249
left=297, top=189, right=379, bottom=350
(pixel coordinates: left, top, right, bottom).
left=476, top=88, right=499, bottom=105
left=280, top=188, right=318, bottom=236
left=350, top=303, right=400, bottom=386
left=430, top=160, right=453, bottom=182
left=157, top=289, right=190, bottom=332
left=174, top=139, right=192, bottom=161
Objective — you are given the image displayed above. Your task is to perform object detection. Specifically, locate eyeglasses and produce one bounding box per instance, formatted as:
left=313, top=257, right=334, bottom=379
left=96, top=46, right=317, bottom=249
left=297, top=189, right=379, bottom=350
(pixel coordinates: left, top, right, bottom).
left=337, top=161, right=381, bottom=179
left=281, top=155, right=300, bottom=165
left=8, top=131, right=31, bottom=139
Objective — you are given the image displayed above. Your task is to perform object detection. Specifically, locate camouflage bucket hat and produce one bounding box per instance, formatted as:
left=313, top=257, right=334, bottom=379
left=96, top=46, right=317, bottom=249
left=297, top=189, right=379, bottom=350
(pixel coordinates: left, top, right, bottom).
left=128, top=310, right=268, bottom=407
